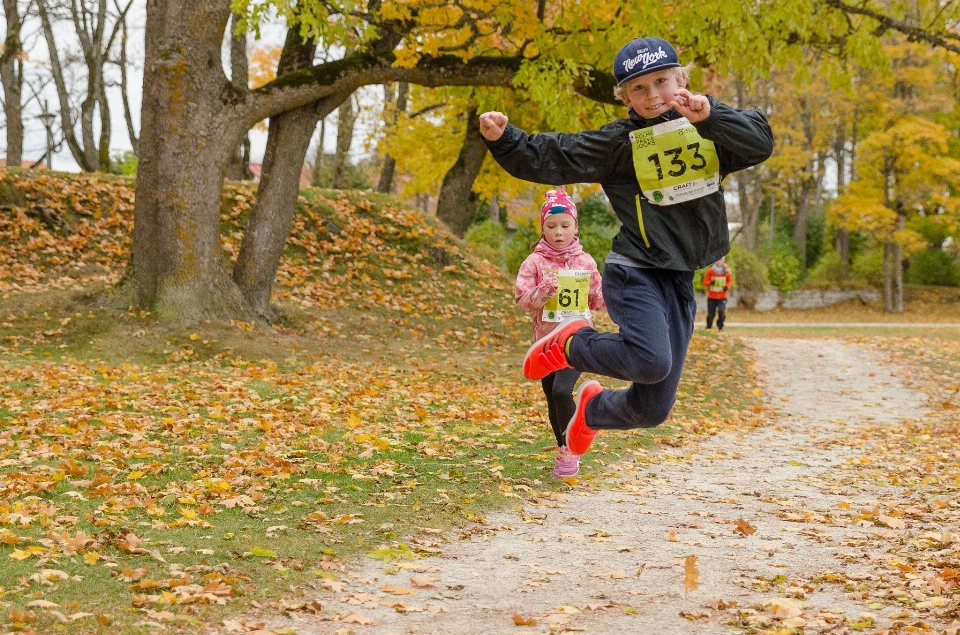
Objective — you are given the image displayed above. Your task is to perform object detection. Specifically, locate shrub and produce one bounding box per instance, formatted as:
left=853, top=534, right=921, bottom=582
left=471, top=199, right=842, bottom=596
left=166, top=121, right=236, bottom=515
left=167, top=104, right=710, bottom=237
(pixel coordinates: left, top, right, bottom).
left=727, top=243, right=767, bottom=294
left=109, top=150, right=138, bottom=176
left=805, top=249, right=849, bottom=287
left=464, top=220, right=506, bottom=268
left=506, top=217, right=540, bottom=275
left=579, top=223, right=616, bottom=270
left=905, top=249, right=960, bottom=286
left=851, top=249, right=884, bottom=287
left=767, top=244, right=802, bottom=292
left=577, top=192, right=618, bottom=229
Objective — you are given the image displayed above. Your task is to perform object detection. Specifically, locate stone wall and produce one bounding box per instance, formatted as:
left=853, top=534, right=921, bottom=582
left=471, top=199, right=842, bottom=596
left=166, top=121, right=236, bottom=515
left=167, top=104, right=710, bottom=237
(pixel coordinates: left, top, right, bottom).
left=695, top=287, right=881, bottom=312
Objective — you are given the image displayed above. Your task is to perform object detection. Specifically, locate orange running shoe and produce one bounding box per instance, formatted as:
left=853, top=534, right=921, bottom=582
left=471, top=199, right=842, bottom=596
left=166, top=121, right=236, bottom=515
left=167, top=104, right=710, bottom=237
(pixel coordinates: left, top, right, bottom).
left=565, top=380, right=602, bottom=455
left=522, top=317, right=588, bottom=380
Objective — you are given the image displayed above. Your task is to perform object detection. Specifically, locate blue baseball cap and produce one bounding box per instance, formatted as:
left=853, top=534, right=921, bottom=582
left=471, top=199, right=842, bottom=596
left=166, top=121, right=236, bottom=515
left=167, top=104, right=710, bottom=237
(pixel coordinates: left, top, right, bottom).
left=614, top=37, right=680, bottom=86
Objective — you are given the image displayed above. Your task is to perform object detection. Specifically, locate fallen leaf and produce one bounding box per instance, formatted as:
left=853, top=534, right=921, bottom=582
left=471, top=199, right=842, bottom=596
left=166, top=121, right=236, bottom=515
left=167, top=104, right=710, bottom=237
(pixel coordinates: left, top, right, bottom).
left=340, top=611, right=374, bottom=625
left=683, top=556, right=699, bottom=592
left=410, top=576, right=440, bottom=588
left=734, top=518, right=757, bottom=536
left=512, top=614, right=537, bottom=625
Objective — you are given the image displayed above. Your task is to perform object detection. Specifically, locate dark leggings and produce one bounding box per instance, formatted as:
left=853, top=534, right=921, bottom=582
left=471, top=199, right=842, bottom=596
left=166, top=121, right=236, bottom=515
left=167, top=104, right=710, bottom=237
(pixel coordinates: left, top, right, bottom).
left=706, top=298, right=727, bottom=329
left=540, top=368, right=581, bottom=446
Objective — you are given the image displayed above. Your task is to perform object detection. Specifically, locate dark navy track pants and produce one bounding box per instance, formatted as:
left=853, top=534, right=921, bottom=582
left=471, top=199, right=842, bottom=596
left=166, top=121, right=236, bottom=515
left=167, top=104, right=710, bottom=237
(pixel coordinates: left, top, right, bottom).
left=567, top=264, right=696, bottom=430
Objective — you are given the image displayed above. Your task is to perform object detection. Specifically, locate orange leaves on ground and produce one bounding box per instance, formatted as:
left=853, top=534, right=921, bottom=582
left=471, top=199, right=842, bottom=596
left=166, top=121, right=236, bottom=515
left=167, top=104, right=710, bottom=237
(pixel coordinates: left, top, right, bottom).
left=513, top=614, right=537, bottom=625
left=734, top=518, right=757, bottom=536
left=683, top=556, right=700, bottom=592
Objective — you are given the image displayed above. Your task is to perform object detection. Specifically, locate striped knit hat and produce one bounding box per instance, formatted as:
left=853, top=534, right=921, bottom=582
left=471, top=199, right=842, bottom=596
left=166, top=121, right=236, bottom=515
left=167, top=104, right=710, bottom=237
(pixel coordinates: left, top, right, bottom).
left=539, top=188, right=578, bottom=227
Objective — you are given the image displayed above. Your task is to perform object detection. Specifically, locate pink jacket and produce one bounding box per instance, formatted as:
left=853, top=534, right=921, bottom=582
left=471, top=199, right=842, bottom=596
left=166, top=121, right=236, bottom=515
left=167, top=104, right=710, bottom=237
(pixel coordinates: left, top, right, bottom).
left=515, top=238, right=604, bottom=341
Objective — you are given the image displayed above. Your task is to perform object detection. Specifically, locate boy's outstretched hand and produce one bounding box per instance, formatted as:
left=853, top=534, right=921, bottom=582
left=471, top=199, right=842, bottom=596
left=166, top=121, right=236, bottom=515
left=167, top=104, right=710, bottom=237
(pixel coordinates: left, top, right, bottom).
left=670, top=88, right=711, bottom=123
left=479, top=111, right=508, bottom=141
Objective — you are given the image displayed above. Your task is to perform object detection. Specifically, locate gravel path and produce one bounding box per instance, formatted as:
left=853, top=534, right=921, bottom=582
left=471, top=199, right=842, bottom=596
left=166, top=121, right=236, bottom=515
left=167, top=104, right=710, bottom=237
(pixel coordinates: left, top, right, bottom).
left=268, top=337, right=939, bottom=635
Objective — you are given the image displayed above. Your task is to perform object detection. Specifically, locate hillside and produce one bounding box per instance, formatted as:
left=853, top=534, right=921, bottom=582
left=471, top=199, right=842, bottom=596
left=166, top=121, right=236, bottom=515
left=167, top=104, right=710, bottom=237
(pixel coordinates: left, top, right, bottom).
left=0, top=168, right=526, bottom=363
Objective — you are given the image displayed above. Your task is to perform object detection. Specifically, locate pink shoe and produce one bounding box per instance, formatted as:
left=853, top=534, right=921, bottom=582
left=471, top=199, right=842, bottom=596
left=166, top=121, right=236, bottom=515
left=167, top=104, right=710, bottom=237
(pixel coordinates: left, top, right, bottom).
left=565, top=381, right=602, bottom=455
left=552, top=447, right=580, bottom=478
left=522, top=317, right=588, bottom=380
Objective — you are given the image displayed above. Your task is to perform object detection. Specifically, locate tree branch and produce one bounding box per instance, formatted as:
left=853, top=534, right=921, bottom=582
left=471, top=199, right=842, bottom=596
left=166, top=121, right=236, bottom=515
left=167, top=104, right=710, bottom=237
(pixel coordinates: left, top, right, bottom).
left=823, top=0, right=960, bottom=54
left=246, top=52, right=620, bottom=126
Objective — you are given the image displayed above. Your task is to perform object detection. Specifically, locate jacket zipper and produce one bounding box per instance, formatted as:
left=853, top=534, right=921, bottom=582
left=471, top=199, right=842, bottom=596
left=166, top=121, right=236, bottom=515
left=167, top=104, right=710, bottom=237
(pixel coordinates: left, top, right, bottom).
left=634, top=195, right=651, bottom=248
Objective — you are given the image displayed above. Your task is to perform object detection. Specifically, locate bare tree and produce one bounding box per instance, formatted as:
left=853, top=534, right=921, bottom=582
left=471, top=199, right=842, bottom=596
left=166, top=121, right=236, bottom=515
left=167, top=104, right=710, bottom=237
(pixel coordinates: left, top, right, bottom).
left=36, top=0, right=133, bottom=171
left=223, top=11, right=249, bottom=180
left=112, top=0, right=137, bottom=153
left=330, top=93, right=356, bottom=189
left=377, top=81, right=407, bottom=193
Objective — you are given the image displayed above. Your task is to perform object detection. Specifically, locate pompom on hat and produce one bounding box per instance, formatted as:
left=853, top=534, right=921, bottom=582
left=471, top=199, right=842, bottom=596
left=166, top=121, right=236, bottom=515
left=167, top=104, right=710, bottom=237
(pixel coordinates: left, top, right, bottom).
left=540, top=188, right=578, bottom=227
left=614, top=37, right=680, bottom=86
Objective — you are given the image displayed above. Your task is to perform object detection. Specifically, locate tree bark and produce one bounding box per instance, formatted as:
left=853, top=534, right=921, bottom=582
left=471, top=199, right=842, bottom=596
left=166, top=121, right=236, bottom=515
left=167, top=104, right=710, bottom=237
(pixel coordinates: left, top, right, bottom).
left=894, top=212, right=904, bottom=313
left=224, top=12, right=249, bottom=181
left=435, top=106, right=486, bottom=237
left=232, top=27, right=350, bottom=321
left=124, top=0, right=253, bottom=321
left=1, top=0, right=24, bottom=167
left=312, top=118, right=326, bottom=186
left=378, top=81, right=408, bottom=193
left=331, top=94, right=356, bottom=189
left=833, top=126, right=849, bottom=263
left=883, top=239, right=893, bottom=312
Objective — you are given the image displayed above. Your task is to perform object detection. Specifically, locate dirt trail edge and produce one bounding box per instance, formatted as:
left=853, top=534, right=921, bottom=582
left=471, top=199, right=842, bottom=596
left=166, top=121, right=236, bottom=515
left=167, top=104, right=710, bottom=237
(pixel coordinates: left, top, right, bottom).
left=265, top=337, right=945, bottom=635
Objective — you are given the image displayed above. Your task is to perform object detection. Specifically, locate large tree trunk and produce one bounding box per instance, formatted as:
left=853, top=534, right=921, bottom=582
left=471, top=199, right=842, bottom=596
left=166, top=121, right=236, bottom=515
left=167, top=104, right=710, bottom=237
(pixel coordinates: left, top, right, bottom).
left=378, top=82, right=408, bottom=193
left=435, top=106, right=486, bottom=237
left=124, top=0, right=253, bottom=321
left=1, top=0, right=24, bottom=167
left=331, top=95, right=356, bottom=189
left=232, top=28, right=349, bottom=321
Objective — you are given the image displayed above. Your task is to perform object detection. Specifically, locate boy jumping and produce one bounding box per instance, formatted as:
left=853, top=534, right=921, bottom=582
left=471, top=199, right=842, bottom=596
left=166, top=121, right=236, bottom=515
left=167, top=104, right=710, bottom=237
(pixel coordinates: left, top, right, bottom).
left=479, top=36, right=773, bottom=455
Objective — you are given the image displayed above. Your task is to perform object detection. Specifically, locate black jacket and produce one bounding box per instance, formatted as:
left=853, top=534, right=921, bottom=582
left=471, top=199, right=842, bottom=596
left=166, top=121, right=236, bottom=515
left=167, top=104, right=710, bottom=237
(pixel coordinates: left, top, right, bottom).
left=485, top=97, right=773, bottom=271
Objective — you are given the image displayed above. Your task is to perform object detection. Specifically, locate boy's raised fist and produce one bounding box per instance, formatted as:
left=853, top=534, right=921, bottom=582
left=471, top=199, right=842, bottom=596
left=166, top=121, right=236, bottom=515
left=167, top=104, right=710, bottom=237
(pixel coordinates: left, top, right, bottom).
left=479, top=111, right=509, bottom=141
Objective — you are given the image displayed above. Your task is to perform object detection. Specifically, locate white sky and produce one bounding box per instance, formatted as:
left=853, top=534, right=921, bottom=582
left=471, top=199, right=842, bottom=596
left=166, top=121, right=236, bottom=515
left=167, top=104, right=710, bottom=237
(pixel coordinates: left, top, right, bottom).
left=1, top=3, right=378, bottom=172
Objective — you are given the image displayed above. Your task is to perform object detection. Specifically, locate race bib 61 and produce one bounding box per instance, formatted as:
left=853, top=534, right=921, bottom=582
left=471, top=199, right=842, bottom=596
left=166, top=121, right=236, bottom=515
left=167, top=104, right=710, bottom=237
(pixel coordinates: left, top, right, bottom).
left=542, top=269, right=591, bottom=322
